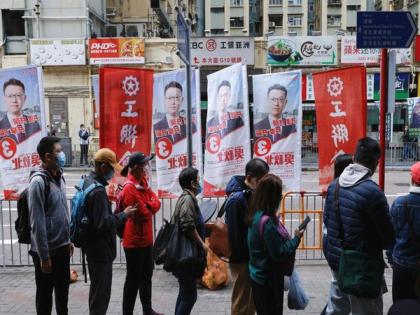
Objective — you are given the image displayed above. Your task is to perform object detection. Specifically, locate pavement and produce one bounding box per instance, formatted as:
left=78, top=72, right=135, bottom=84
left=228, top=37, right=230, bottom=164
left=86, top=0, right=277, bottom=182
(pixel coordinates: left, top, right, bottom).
left=0, top=262, right=394, bottom=315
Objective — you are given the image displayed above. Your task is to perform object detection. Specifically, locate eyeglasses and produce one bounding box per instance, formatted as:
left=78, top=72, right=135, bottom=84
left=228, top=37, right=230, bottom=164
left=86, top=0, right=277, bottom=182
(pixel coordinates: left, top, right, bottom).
left=166, top=96, right=182, bottom=101
left=270, top=97, right=286, bottom=104
left=5, top=93, right=25, bottom=100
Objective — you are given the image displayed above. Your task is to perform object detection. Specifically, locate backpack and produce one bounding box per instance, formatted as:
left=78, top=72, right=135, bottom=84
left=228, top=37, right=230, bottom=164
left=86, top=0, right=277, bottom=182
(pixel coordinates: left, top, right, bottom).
left=15, top=172, right=51, bottom=244
left=70, top=177, right=103, bottom=248
left=79, top=130, right=89, bottom=141
left=114, top=180, right=136, bottom=239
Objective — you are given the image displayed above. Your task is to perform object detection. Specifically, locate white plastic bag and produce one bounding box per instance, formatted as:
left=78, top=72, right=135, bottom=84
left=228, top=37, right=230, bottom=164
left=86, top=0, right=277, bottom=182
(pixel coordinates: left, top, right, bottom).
left=287, top=269, right=309, bottom=310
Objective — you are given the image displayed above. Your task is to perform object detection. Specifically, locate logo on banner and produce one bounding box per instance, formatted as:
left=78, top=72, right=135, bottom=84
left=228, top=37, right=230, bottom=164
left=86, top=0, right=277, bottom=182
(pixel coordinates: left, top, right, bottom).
left=156, top=138, right=173, bottom=159
left=254, top=137, right=272, bottom=157
left=327, top=77, right=344, bottom=97
left=0, top=137, right=17, bottom=160
left=206, top=133, right=221, bottom=154
left=122, top=75, right=140, bottom=96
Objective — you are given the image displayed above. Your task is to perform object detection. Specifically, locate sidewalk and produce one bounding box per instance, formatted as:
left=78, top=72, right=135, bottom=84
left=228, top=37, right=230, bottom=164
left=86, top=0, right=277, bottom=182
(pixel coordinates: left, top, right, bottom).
left=0, top=263, right=393, bottom=315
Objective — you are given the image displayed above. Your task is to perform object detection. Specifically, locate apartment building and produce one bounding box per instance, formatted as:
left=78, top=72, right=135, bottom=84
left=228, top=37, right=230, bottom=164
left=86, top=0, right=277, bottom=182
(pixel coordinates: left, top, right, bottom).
left=374, top=0, right=420, bottom=30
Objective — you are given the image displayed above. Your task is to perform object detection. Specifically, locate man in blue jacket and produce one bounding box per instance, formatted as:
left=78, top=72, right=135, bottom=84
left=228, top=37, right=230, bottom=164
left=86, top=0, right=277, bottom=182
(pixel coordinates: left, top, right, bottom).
left=224, top=158, right=269, bottom=315
left=323, top=137, right=395, bottom=315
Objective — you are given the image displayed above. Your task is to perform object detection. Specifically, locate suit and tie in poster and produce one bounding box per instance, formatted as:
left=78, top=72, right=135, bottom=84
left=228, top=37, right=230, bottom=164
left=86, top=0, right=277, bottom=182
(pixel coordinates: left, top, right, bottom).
left=153, top=69, right=202, bottom=198
left=252, top=71, right=302, bottom=190
left=0, top=66, right=46, bottom=199
left=204, top=63, right=251, bottom=196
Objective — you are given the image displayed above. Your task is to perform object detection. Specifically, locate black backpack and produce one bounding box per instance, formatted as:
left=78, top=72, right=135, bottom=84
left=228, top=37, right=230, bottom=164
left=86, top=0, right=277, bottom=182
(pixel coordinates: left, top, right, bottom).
left=15, top=172, right=50, bottom=244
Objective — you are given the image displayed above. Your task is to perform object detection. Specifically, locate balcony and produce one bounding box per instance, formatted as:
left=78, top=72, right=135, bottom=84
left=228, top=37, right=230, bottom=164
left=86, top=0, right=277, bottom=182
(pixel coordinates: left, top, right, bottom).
left=328, top=0, right=342, bottom=6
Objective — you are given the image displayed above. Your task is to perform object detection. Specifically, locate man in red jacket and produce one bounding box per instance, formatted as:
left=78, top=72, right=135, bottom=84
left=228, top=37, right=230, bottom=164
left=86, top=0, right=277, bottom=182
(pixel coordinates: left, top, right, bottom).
left=119, top=152, right=162, bottom=315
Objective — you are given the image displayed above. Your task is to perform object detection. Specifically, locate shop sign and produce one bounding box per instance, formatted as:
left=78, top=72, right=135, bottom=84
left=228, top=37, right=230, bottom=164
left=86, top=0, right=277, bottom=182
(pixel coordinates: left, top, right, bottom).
left=373, top=73, right=409, bottom=100
left=30, top=38, right=86, bottom=66
left=89, top=38, right=145, bottom=64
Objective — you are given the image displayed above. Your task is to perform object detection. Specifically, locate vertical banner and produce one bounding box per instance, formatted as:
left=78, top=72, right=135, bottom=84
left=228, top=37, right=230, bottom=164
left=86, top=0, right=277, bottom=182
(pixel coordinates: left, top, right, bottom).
left=407, top=97, right=420, bottom=137
left=153, top=69, right=202, bottom=198
left=0, top=66, right=46, bottom=199
left=252, top=71, right=302, bottom=191
left=313, top=66, right=367, bottom=189
left=100, top=67, right=153, bottom=199
left=92, top=74, right=100, bottom=129
left=204, top=63, right=251, bottom=196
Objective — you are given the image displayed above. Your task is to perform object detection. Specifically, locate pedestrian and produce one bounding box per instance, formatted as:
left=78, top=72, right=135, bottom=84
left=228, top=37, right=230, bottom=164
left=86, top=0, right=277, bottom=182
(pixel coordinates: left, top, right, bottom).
left=79, top=124, right=90, bottom=166
left=247, top=174, right=303, bottom=315
left=402, top=125, right=412, bottom=160
left=224, top=158, right=269, bottom=315
left=388, top=161, right=420, bottom=302
left=83, top=148, right=137, bottom=315
left=321, top=153, right=353, bottom=315
left=323, top=137, right=395, bottom=315
left=28, top=136, right=73, bottom=315
left=119, top=152, right=163, bottom=315
left=171, top=167, right=207, bottom=315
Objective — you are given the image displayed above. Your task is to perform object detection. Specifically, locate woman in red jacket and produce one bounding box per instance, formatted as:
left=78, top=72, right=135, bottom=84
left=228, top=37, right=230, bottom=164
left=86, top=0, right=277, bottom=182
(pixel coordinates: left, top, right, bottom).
left=120, top=152, right=162, bottom=315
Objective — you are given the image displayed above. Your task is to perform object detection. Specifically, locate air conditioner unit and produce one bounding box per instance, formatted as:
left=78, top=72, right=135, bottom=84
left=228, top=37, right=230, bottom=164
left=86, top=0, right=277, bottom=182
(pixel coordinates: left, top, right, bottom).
left=105, top=24, right=123, bottom=37
left=126, top=24, right=145, bottom=37
left=269, top=21, right=276, bottom=27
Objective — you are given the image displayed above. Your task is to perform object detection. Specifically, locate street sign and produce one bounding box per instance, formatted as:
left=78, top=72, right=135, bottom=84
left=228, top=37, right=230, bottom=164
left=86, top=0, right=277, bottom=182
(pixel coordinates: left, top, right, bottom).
left=176, top=10, right=190, bottom=62
left=357, top=11, right=417, bottom=49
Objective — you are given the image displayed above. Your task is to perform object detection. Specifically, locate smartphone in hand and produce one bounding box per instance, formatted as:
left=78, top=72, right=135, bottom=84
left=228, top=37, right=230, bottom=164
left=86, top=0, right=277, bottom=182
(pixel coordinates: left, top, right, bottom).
left=298, top=215, right=311, bottom=231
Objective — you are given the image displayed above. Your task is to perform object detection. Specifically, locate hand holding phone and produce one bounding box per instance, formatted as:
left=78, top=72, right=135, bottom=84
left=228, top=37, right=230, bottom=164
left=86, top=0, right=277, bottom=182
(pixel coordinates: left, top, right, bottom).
left=298, top=215, right=311, bottom=231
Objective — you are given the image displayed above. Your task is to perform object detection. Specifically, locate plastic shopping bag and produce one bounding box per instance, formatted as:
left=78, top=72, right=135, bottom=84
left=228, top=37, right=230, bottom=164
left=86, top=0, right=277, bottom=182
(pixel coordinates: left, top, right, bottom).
left=287, top=269, right=309, bottom=310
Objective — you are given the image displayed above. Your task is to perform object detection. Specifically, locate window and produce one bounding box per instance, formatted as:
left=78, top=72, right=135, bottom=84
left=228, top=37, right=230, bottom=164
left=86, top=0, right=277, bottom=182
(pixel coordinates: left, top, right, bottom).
left=230, top=0, right=243, bottom=6
left=347, top=5, right=361, bottom=10
left=288, top=0, right=302, bottom=5
left=230, top=17, right=244, bottom=27
left=2, top=10, right=25, bottom=36
left=327, top=15, right=341, bottom=26
left=328, top=0, right=341, bottom=6
left=288, top=15, right=302, bottom=27
left=211, top=28, right=225, bottom=35
left=210, top=7, right=224, bottom=13
left=269, top=0, right=282, bottom=4
left=269, top=14, right=283, bottom=27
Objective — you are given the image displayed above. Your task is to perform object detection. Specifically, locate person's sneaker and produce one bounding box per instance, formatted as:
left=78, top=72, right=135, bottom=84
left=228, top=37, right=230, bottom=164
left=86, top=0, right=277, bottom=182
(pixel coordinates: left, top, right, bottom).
left=146, top=310, right=163, bottom=315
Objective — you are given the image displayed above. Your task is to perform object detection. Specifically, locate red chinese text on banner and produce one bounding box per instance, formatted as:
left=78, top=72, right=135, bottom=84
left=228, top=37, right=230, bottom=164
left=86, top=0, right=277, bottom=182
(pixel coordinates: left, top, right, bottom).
left=313, top=66, right=367, bottom=190
left=99, top=67, right=153, bottom=199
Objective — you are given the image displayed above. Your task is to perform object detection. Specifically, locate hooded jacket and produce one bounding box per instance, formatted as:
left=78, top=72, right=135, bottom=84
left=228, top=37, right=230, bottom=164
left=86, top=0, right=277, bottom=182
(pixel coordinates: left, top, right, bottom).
left=323, top=164, right=395, bottom=272
left=224, top=176, right=252, bottom=264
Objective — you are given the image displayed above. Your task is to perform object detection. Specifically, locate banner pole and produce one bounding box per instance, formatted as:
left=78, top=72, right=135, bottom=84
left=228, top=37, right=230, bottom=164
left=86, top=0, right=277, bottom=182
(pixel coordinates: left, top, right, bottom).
left=186, top=63, right=193, bottom=167
left=379, top=48, right=388, bottom=191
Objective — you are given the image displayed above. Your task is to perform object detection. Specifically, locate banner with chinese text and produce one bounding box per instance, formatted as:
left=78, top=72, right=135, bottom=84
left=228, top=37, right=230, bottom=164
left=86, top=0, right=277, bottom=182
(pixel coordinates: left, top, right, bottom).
left=313, top=66, right=367, bottom=189
left=100, top=67, right=153, bottom=199
left=204, top=63, right=251, bottom=196
left=89, top=38, right=145, bottom=64
left=252, top=71, right=302, bottom=191
left=153, top=69, right=202, bottom=198
left=407, top=97, right=420, bottom=137
left=0, top=66, right=47, bottom=199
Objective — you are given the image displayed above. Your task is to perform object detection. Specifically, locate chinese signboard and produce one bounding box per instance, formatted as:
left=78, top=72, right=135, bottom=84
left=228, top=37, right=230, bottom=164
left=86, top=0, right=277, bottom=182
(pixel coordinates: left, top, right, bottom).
left=373, top=73, right=409, bottom=100
left=89, top=38, right=145, bottom=64
left=267, top=36, right=337, bottom=66
left=30, top=38, right=86, bottom=66
left=190, top=37, right=254, bottom=66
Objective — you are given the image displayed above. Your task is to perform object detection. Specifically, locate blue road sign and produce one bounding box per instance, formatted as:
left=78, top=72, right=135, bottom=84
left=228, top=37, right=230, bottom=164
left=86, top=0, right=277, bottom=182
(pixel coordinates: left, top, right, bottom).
left=357, top=11, right=417, bottom=49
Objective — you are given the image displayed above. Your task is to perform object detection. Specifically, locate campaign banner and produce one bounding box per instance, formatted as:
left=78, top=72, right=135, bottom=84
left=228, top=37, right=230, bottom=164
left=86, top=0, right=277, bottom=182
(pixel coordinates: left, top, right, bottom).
left=252, top=71, right=302, bottom=191
left=313, top=66, right=367, bottom=189
left=373, top=73, right=409, bottom=100
left=407, top=97, right=420, bottom=137
left=0, top=66, right=47, bottom=199
left=153, top=69, right=202, bottom=198
left=89, top=38, right=145, bottom=64
left=204, top=63, right=251, bottom=197
left=92, top=74, right=100, bottom=129
left=100, top=67, right=153, bottom=199
left=30, top=38, right=86, bottom=66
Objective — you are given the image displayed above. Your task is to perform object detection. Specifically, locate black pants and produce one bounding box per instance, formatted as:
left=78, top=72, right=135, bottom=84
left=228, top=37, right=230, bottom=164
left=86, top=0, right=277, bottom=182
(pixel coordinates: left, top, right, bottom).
left=80, top=144, right=89, bottom=165
left=87, top=259, right=113, bottom=315
left=392, top=263, right=420, bottom=303
left=32, top=247, right=70, bottom=315
left=251, top=276, right=284, bottom=315
left=123, top=246, right=154, bottom=315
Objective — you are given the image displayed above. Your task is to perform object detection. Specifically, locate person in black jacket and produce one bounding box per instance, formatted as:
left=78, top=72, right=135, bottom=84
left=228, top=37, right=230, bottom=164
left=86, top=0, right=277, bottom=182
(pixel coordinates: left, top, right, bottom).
left=83, top=148, right=136, bottom=315
left=224, top=158, right=269, bottom=315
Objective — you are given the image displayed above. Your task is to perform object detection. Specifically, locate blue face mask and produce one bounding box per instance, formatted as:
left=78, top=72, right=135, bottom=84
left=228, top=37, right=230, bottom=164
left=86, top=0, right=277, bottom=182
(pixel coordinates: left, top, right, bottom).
left=57, top=151, right=66, bottom=168
left=104, top=169, right=115, bottom=181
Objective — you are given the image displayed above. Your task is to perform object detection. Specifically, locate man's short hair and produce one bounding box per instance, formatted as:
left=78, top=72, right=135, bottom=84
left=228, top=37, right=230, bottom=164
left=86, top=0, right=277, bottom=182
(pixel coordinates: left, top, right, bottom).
left=179, top=167, right=199, bottom=190
left=37, top=136, right=61, bottom=162
left=245, top=158, right=270, bottom=179
left=267, top=84, right=287, bottom=97
left=354, top=137, right=381, bottom=170
left=80, top=124, right=85, bottom=128
left=3, top=78, right=25, bottom=94
left=217, top=80, right=231, bottom=92
left=164, top=81, right=183, bottom=94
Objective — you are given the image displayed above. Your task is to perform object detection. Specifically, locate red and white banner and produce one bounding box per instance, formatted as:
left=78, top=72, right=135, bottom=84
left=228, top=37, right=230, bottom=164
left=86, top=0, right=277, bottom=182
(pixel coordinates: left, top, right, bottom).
left=99, top=67, right=153, bottom=199
left=0, top=66, right=47, bottom=199
left=252, top=71, right=302, bottom=191
left=204, top=63, right=251, bottom=196
left=153, top=69, right=203, bottom=198
left=313, top=66, right=367, bottom=189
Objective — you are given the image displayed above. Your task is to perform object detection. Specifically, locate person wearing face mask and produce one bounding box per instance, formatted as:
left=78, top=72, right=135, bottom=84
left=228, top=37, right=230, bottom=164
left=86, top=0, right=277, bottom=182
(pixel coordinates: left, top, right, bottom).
left=82, top=148, right=137, bottom=315
left=28, top=136, right=73, bottom=315
left=118, top=152, right=162, bottom=315
left=224, top=158, right=269, bottom=315
left=171, top=167, right=207, bottom=315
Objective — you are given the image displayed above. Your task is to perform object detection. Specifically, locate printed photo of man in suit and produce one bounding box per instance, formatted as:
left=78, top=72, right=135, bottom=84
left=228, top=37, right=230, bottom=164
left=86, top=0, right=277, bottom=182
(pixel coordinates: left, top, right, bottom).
left=254, top=84, right=296, bottom=144
left=153, top=81, right=197, bottom=145
left=0, top=78, right=41, bottom=143
left=206, top=80, right=244, bottom=139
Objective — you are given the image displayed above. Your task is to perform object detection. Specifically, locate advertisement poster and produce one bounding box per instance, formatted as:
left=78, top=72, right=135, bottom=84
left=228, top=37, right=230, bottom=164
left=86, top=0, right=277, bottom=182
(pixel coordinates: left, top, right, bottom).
left=153, top=69, right=202, bottom=198
left=313, top=66, right=367, bottom=190
left=30, top=38, right=86, bottom=66
left=0, top=66, right=47, bottom=199
left=267, top=36, right=337, bottom=66
left=407, top=97, right=420, bottom=137
left=204, top=63, right=251, bottom=197
left=252, top=71, right=302, bottom=191
left=373, top=73, right=409, bottom=100
left=89, top=38, right=145, bottom=64
left=99, top=67, right=153, bottom=199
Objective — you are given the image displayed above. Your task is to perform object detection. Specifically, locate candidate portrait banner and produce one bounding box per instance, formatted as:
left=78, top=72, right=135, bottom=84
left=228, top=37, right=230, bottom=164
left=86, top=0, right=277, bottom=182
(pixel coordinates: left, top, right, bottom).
left=313, top=66, right=367, bottom=190
left=153, top=69, right=202, bottom=198
left=407, top=97, right=420, bottom=137
left=0, top=66, right=47, bottom=199
left=92, top=74, right=100, bottom=129
left=204, top=63, right=251, bottom=196
left=100, top=67, right=153, bottom=200
left=252, top=71, right=302, bottom=191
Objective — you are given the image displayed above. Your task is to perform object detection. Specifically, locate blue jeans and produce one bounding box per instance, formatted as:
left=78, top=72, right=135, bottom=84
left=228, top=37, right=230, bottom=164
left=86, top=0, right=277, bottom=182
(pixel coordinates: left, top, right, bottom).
left=173, top=265, right=197, bottom=315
